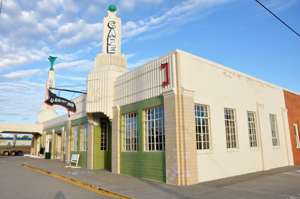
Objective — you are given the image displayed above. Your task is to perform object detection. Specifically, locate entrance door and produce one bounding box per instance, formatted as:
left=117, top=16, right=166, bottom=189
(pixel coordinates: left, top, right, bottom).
left=93, top=118, right=111, bottom=170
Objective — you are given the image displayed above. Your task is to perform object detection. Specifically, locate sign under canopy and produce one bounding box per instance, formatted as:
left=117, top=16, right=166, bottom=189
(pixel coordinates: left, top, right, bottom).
left=45, top=89, right=76, bottom=113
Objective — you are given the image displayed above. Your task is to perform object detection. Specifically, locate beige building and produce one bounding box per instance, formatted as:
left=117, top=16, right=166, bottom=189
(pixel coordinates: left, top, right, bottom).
left=33, top=5, right=296, bottom=186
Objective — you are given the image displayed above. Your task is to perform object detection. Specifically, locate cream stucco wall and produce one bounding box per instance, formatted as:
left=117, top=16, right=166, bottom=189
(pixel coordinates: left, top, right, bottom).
left=176, top=50, right=293, bottom=182
left=114, top=53, right=176, bottom=106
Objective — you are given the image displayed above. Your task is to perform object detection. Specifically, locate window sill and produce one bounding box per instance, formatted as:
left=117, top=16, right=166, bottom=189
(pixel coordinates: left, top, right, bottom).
left=250, top=147, right=260, bottom=152
left=226, top=148, right=239, bottom=153
left=197, top=149, right=213, bottom=154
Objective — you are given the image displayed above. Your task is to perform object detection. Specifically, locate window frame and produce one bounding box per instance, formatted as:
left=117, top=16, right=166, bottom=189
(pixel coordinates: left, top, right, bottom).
left=224, top=108, right=238, bottom=149
left=144, top=106, right=165, bottom=152
left=293, top=123, right=300, bottom=149
left=100, top=122, right=108, bottom=151
left=195, top=104, right=211, bottom=151
left=122, top=112, right=138, bottom=152
left=247, top=111, right=258, bottom=148
left=269, top=114, right=280, bottom=147
left=72, top=126, right=79, bottom=152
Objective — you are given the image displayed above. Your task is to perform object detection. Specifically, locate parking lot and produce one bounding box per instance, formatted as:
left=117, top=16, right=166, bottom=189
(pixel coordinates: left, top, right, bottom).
left=1, top=156, right=300, bottom=199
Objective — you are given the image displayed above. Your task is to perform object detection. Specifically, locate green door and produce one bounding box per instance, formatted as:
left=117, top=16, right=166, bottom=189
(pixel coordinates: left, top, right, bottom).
left=93, top=119, right=111, bottom=170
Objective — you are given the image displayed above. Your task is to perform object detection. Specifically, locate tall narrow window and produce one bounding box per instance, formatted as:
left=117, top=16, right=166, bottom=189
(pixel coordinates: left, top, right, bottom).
left=144, top=106, right=165, bottom=151
left=247, top=111, right=258, bottom=147
left=293, top=123, right=300, bottom=149
left=195, top=104, right=210, bottom=150
left=269, top=114, right=279, bottom=146
left=72, top=126, right=79, bottom=151
left=224, top=108, right=238, bottom=149
left=122, top=112, right=138, bottom=151
left=100, top=122, right=108, bottom=151
left=79, top=125, right=87, bottom=151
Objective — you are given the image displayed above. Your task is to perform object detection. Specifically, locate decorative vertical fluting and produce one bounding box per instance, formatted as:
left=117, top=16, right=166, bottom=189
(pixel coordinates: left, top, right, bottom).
left=163, top=51, right=198, bottom=185
left=112, top=106, right=121, bottom=174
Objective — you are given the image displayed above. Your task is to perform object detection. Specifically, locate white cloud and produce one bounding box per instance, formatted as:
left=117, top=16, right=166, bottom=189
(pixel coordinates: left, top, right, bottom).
left=0, top=0, right=234, bottom=123
left=3, top=69, right=41, bottom=79
left=56, top=74, right=86, bottom=81
left=263, top=0, right=298, bottom=12
left=128, top=56, right=158, bottom=69
left=0, top=81, right=44, bottom=122
left=123, top=0, right=232, bottom=39
left=55, top=59, right=93, bottom=70
left=119, top=0, right=163, bottom=11
left=56, top=21, right=102, bottom=48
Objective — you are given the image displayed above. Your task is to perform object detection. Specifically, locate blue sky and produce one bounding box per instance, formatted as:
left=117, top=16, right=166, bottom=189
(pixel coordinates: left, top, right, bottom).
left=0, top=0, right=299, bottom=123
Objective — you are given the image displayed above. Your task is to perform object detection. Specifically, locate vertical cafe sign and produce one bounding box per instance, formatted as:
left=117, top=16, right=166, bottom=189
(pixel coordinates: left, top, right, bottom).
left=107, top=20, right=116, bottom=54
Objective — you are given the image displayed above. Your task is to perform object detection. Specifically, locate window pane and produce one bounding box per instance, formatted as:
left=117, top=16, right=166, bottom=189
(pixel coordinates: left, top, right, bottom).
left=122, top=112, right=138, bottom=151
left=247, top=112, right=258, bottom=148
left=144, top=106, right=165, bottom=151
left=195, top=104, right=211, bottom=150
left=224, top=108, right=238, bottom=149
left=269, top=114, right=279, bottom=146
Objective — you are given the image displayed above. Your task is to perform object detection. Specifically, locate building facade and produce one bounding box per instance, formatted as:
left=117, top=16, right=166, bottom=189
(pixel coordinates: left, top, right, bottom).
left=284, top=91, right=300, bottom=165
left=35, top=5, right=299, bottom=186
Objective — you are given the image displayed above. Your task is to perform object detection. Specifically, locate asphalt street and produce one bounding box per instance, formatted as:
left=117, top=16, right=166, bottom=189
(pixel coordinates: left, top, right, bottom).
left=0, top=157, right=109, bottom=199
left=1, top=156, right=300, bottom=199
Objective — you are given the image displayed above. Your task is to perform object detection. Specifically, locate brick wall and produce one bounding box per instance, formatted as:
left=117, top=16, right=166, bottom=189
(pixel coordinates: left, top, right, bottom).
left=284, top=90, right=300, bottom=165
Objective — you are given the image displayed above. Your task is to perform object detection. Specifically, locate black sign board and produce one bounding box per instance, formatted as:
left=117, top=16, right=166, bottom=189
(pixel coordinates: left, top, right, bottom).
left=45, top=89, right=76, bottom=112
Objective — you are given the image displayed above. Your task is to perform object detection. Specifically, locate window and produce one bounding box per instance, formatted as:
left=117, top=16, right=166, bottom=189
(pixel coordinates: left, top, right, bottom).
left=72, top=126, right=79, bottom=151
left=100, top=122, right=108, bottom=151
left=224, top=108, right=238, bottom=149
left=269, top=114, right=279, bottom=146
left=144, top=106, right=165, bottom=151
left=79, top=124, right=88, bottom=151
left=195, top=104, right=210, bottom=150
left=122, top=112, right=138, bottom=151
left=293, top=123, right=300, bottom=149
left=247, top=111, right=258, bottom=147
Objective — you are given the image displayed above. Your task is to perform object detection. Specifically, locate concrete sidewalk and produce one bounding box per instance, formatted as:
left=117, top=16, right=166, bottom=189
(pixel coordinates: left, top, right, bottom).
left=18, top=157, right=300, bottom=199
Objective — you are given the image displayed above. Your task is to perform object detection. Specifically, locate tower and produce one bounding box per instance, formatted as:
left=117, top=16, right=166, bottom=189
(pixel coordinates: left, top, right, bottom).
left=86, top=5, right=127, bottom=118
left=86, top=5, right=127, bottom=170
left=37, top=56, right=58, bottom=123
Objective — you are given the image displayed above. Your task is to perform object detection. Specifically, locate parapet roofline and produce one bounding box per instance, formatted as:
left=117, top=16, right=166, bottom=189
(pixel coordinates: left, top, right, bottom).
left=124, top=48, right=300, bottom=96
left=174, top=49, right=300, bottom=96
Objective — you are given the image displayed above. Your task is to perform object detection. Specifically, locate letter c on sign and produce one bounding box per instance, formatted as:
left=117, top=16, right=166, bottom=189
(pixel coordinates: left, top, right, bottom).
left=160, top=63, right=170, bottom=87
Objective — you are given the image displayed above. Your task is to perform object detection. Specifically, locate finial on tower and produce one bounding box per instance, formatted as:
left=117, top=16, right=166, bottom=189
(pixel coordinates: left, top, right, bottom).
left=108, top=4, right=117, bottom=12
left=48, top=56, right=57, bottom=71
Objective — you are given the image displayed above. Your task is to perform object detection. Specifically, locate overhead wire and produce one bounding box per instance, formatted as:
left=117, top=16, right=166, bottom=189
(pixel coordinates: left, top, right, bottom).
left=254, top=0, right=300, bottom=38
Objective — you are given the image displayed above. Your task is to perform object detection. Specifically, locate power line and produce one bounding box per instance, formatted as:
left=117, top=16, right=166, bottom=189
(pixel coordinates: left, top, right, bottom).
left=254, top=0, right=300, bottom=38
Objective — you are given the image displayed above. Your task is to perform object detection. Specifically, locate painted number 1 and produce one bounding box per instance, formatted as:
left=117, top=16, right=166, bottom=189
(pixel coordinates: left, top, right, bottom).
left=160, top=63, right=170, bottom=87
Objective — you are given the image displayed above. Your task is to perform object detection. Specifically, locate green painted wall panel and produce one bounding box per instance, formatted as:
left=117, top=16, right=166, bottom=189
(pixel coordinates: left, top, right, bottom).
left=120, top=96, right=166, bottom=182
left=120, top=152, right=165, bottom=182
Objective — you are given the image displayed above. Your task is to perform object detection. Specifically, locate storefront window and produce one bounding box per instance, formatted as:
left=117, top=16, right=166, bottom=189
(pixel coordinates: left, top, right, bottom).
left=122, top=112, right=138, bottom=152
left=72, top=126, right=79, bottom=151
left=79, top=124, right=88, bottom=151
left=144, top=106, right=165, bottom=151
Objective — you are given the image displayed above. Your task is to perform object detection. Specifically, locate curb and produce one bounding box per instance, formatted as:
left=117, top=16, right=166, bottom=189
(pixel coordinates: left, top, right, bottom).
left=21, top=163, right=132, bottom=199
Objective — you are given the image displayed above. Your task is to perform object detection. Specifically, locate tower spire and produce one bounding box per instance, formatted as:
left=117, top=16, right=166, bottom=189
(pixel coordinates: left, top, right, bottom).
left=102, top=4, right=122, bottom=55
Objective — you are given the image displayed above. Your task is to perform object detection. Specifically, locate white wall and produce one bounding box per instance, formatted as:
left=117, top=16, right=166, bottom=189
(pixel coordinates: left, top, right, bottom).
left=177, top=50, right=293, bottom=182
